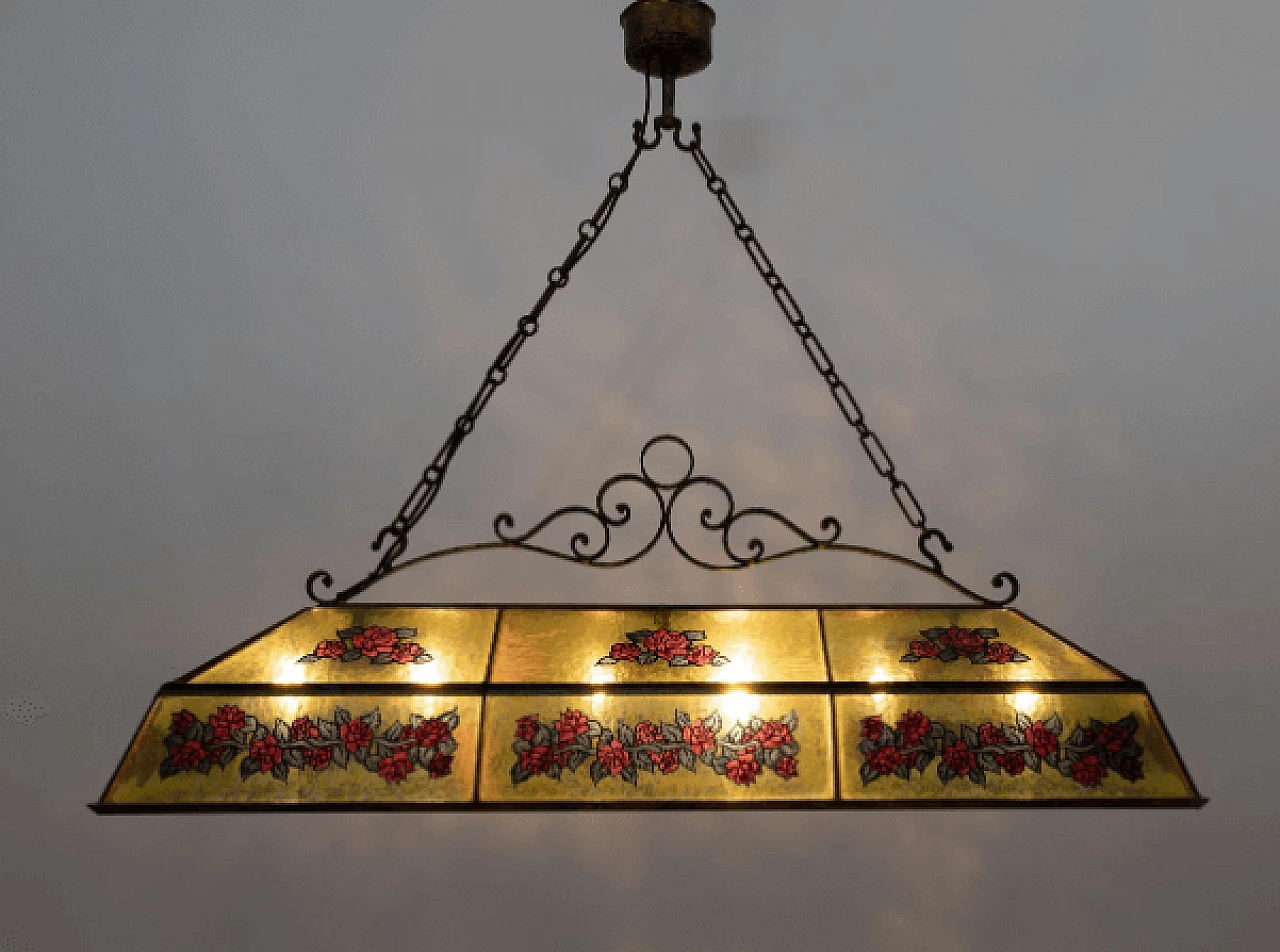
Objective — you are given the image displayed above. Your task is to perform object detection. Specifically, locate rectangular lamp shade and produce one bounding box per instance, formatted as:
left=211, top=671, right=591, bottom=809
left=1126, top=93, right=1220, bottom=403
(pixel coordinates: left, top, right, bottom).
left=94, top=606, right=1203, bottom=811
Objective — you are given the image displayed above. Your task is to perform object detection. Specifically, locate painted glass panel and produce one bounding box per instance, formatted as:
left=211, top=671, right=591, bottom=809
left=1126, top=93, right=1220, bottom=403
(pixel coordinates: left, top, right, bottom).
left=187, top=608, right=498, bottom=685
left=102, top=694, right=481, bottom=805
left=478, top=693, right=834, bottom=802
left=835, top=692, right=1196, bottom=801
left=822, top=609, right=1123, bottom=683
left=489, top=609, right=827, bottom=684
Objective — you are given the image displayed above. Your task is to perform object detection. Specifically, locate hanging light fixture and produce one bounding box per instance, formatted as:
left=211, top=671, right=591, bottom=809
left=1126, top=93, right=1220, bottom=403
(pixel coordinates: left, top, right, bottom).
left=94, top=2, right=1203, bottom=812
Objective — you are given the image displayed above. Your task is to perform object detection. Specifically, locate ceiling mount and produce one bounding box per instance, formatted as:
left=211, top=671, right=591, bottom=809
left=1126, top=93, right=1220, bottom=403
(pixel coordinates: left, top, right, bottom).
left=621, top=0, right=716, bottom=126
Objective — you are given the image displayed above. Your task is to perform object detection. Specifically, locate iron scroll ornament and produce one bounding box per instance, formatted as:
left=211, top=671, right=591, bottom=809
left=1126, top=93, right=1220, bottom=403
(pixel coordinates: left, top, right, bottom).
left=307, top=435, right=1019, bottom=607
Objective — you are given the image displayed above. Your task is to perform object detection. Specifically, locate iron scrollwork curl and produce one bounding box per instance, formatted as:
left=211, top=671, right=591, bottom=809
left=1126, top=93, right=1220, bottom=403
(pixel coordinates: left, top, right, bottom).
left=360, top=435, right=1019, bottom=607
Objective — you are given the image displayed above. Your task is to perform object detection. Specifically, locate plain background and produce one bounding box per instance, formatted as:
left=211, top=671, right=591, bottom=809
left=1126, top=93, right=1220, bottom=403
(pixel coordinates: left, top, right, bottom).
left=2, top=1, right=1277, bottom=949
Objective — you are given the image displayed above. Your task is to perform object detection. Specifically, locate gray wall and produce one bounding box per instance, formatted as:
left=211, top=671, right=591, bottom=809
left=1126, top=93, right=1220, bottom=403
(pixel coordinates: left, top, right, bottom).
left=2, top=2, right=1276, bottom=949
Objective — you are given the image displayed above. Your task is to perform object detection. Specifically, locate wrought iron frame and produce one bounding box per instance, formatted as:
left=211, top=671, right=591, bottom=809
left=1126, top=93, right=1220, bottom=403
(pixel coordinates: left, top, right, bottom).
left=305, top=71, right=1020, bottom=608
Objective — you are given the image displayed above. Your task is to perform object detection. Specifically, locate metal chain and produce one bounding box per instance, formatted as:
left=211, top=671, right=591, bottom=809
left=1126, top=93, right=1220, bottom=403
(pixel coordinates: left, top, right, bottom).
left=672, top=121, right=947, bottom=559
left=307, top=119, right=664, bottom=603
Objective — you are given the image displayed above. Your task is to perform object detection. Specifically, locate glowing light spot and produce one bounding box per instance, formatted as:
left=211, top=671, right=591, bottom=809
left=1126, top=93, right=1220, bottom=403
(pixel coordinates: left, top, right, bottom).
left=1014, top=691, right=1040, bottom=716
left=720, top=690, right=759, bottom=724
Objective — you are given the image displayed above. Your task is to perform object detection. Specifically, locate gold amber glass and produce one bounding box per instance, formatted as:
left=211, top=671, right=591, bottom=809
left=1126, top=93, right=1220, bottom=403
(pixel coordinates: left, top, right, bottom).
left=489, top=609, right=827, bottom=684
left=834, top=691, right=1196, bottom=801
left=188, top=608, right=498, bottom=685
left=102, top=694, right=481, bottom=805
left=821, top=608, right=1122, bottom=683
left=478, top=693, right=834, bottom=802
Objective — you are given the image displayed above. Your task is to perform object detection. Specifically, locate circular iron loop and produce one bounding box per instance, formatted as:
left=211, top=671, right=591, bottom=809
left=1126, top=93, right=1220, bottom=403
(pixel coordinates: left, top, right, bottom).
left=735, top=225, right=754, bottom=241
left=639, top=434, right=696, bottom=489
left=548, top=267, right=568, bottom=289
left=708, top=177, right=726, bottom=194
left=519, top=317, right=539, bottom=336
left=609, top=173, right=629, bottom=192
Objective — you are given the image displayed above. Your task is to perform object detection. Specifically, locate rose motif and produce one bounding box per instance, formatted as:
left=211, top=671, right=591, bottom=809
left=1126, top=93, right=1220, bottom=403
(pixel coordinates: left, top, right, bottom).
left=978, top=722, right=1005, bottom=748
left=943, top=741, right=976, bottom=778
left=775, top=755, right=798, bottom=780
left=642, top=628, right=690, bottom=661
left=634, top=721, right=662, bottom=746
left=909, top=639, right=941, bottom=659
left=653, top=749, right=679, bottom=774
left=170, top=740, right=208, bottom=770
left=726, top=750, right=761, bottom=786
left=314, top=640, right=345, bottom=659
left=1094, top=723, right=1132, bottom=753
left=554, top=709, right=590, bottom=745
left=428, top=754, right=453, bottom=779
left=756, top=721, right=792, bottom=750
left=896, top=711, right=932, bottom=746
left=391, top=642, right=424, bottom=664
left=998, top=752, right=1025, bottom=776
left=170, top=710, right=198, bottom=735
left=340, top=719, right=373, bottom=752
left=378, top=750, right=414, bottom=784
left=209, top=705, right=245, bottom=742
left=686, top=644, right=719, bottom=666
left=609, top=642, right=641, bottom=661
left=520, top=745, right=554, bottom=775
left=410, top=717, right=451, bottom=750
left=249, top=735, right=282, bottom=773
left=940, top=626, right=986, bottom=657
left=865, top=745, right=901, bottom=776
left=290, top=717, right=320, bottom=743
left=353, top=626, right=399, bottom=658
left=596, top=739, right=630, bottom=776
left=860, top=716, right=885, bottom=740
left=305, top=746, right=332, bottom=771
left=515, top=715, right=540, bottom=742
left=1023, top=721, right=1059, bottom=757
left=1070, top=753, right=1107, bottom=788
left=682, top=721, right=717, bottom=755
left=984, top=642, right=1017, bottom=663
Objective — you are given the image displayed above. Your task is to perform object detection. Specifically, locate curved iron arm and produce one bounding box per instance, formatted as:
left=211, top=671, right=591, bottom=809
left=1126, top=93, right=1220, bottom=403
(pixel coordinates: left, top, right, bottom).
left=324, top=434, right=1018, bottom=607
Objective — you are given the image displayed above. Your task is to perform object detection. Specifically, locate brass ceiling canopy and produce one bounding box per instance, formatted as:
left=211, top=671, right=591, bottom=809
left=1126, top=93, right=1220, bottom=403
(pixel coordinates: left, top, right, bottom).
left=621, top=0, right=716, bottom=78
left=94, top=5, right=1203, bottom=812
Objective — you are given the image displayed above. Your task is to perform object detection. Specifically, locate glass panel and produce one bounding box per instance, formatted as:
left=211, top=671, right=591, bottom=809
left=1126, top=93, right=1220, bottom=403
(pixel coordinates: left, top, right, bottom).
left=187, top=608, right=498, bottom=685
left=822, top=608, right=1123, bottom=683
left=478, top=693, right=834, bottom=802
left=489, top=609, right=827, bottom=684
left=834, top=691, right=1197, bottom=801
left=101, top=694, right=480, bottom=805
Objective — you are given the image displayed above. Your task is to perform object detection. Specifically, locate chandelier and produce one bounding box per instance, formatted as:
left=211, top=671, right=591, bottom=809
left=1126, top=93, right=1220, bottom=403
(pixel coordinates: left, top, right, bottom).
left=94, top=2, right=1202, bottom=812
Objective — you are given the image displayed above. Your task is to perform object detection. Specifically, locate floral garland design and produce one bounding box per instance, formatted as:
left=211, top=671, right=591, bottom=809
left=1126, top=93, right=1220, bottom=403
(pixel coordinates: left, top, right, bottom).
left=899, top=626, right=1029, bottom=665
left=596, top=628, right=729, bottom=668
left=158, top=704, right=459, bottom=784
left=857, top=710, right=1143, bottom=789
left=511, top=708, right=798, bottom=787
left=297, top=625, right=432, bottom=665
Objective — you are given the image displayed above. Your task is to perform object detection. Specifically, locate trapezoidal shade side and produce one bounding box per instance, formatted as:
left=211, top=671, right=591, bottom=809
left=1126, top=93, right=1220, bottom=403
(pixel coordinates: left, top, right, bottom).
left=94, top=606, right=1205, bottom=810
